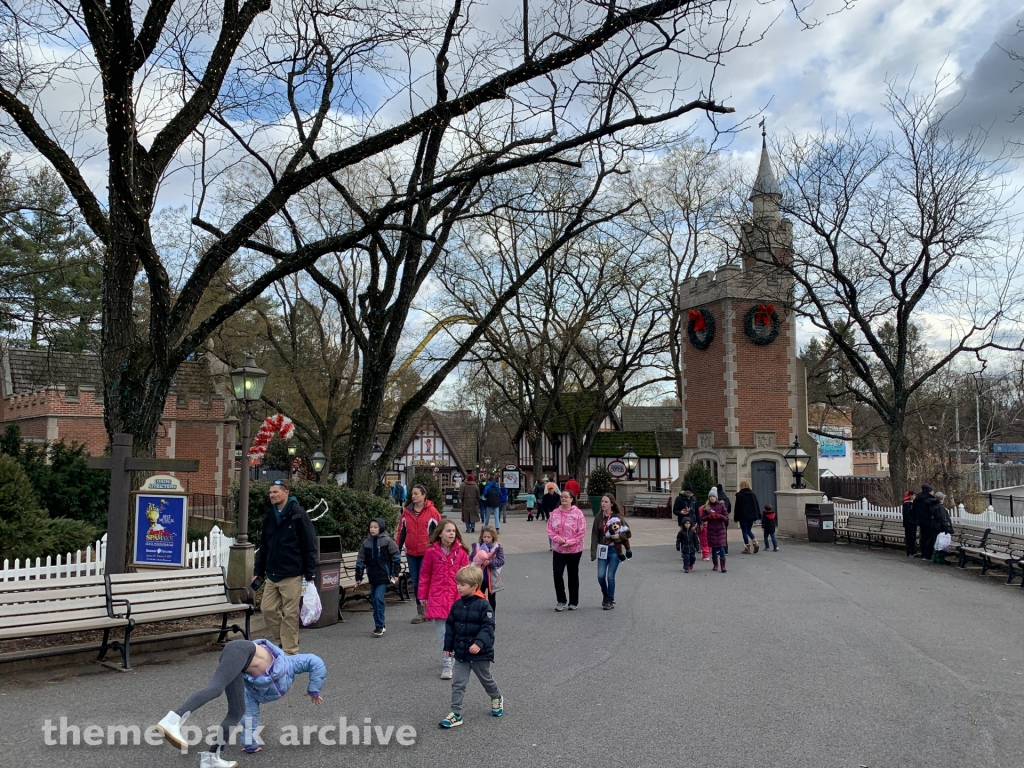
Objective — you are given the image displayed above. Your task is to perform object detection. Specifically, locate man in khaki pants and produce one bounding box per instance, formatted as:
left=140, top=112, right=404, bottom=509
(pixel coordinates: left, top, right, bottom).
left=255, top=479, right=318, bottom=654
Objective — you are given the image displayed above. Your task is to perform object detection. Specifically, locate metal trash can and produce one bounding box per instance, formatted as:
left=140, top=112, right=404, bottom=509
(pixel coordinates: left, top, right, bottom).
left=805, top=502, right=835, bottom=543
left=311, top=535, right=342, bottom=628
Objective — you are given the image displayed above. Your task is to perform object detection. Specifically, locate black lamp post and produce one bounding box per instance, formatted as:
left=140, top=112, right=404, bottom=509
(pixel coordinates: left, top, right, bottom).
left=310, top=446, right=327, bottom=483
left=784, top=436, right=810, bottom=489
left=230, top=355, right=268, bottom=546
left=621, top=443, right=639, bottom=482
left=287, top=444, right=297, bottom=457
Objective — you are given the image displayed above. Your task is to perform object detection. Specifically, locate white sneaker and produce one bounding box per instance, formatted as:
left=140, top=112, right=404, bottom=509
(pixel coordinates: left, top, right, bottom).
left=555, top=602, right=567, bottom=612
left=200, top=751, right=238, bottom=768
left=157, top=710, right=188, bottom=752
left=441, top=661, right=454, bottom=680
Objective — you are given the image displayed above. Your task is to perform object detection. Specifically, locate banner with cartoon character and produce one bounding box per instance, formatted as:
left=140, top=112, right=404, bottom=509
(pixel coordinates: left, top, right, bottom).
left=133, top=494, right=187, bottom=567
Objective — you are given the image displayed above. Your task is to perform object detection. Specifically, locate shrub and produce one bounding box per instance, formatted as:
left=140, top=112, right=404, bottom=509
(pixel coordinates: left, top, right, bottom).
left=0, top=424, right=109, bottom=530
left=0, top=454, right=98, bottom=562
left=682, top=463, right=716, bottom=505
left=410, top=472, right=445, bottom=510
left=240, top=481, right=399, bottom=553
left=587, top=465, right=617, bottom=496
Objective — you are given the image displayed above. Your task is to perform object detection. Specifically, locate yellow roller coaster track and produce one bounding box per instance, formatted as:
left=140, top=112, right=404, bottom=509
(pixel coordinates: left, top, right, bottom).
left=396, top=315, right=477, bottom=376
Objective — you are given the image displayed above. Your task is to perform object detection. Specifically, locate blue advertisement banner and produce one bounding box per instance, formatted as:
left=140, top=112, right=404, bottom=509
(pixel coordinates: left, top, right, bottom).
left=993, top=444, right=1024, bottom=453
left=818, top=436, right=847, bottom=457
left=133, top=494, right=187, bottom=567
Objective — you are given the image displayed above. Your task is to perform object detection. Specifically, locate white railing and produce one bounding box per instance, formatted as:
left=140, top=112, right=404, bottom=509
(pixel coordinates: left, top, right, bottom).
left=0, top=526, right=235, bottom=581
left=830, top=497, right=1024, bottom=537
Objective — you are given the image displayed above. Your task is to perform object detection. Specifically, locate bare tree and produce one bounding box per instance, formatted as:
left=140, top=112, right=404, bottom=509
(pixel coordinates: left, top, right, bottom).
left=0, top=0, right=776, bottom=458
left=624, top=138, right=737, bottom=402
left=760, top=83, right=1024, bottom=502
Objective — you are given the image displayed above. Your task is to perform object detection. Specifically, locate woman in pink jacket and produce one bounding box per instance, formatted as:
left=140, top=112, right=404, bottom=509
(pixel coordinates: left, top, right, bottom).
left=417, top=519, right=470, bottom=679
left=546, top=490, right=587, bottom=611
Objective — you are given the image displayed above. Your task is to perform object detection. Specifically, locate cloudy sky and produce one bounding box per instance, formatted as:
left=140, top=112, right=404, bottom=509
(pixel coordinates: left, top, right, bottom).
left=696, top=0, right=1024, bottom=162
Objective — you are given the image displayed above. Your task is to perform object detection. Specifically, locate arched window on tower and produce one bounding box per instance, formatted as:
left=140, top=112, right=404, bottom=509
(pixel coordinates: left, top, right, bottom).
left=699, top=458, right=719, bottom=482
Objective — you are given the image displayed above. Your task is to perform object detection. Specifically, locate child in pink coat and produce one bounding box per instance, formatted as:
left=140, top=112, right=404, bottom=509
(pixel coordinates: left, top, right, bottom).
left=418, top=519, right=470, bottom=679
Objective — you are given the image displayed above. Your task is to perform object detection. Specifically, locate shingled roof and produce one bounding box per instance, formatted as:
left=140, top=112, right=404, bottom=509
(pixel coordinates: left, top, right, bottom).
left=431, top=409, right=479, bottom=472
left=1, top=344, right=219, bottom=399
left=589, top=429, right=685, bottom=459
left=620, top=406, right=679, bottom=432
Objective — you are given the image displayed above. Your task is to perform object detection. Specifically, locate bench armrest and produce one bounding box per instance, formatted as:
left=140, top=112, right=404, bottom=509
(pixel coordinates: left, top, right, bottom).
left=109, top=597, right=132, bottom=620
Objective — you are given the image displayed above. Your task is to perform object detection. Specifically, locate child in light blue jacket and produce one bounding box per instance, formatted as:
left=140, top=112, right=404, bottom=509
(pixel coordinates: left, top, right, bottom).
left=156, top=638, right=326, bottom=767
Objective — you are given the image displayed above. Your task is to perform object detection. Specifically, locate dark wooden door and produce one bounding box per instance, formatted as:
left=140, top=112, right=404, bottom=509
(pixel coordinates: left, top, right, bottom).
left=752, top=460, right=778, bottom=513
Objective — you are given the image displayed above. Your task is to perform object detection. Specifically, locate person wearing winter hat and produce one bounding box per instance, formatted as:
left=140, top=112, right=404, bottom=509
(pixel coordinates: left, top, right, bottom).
left=700, top=490, right=730, bottom=573
left=901, top=490, right=917, bottom=557
left=355, top=517, right=403, bottom=637
left=155, top=638, right=326, bottom=767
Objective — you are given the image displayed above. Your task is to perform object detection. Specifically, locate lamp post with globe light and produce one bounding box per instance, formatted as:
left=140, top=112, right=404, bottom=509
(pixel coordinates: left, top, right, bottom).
left=227, top=355, right=267, bottom=598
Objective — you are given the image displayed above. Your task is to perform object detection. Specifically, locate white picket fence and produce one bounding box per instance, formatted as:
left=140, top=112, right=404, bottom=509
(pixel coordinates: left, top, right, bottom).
left=831, top=497, right=1024, bottom=537
left=0, top=525, right=235, bottom=582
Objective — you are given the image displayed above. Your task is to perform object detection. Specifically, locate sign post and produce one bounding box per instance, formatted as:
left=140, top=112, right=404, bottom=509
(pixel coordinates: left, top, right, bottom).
left=87, top=434, right=199, bottom=574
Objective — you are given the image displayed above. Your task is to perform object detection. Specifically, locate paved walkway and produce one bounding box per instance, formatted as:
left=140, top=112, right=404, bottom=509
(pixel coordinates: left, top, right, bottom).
left=3, top=517, right=1023, bottom=767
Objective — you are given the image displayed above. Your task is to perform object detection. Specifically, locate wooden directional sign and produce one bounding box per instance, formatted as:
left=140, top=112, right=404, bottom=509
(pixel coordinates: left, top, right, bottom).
left=87, top=435, right=199, bottom=574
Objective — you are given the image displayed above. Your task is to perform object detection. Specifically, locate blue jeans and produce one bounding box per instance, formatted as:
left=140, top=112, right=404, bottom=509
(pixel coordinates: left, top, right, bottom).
left=741, top=521, right=757, bottom=544
left=370, top=584, right=386, bottom=628
left=711, top=545, right=727, bottom=562
left=764, top=531, right=778, bottom=549
left=482, top=506, right=500, bottom=528
left=682, top=551, right=696, bottom=569
left=406, top=554, right=424, bottom=603
left=597, top=549, right=621, bottom=600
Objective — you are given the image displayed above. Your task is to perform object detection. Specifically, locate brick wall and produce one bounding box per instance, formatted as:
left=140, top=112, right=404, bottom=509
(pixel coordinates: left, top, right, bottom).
left=681, top=300, right=729, bottom=446
left=732, top=300, right=794, bottom=447
left=0, top=389, right=234, bottom=495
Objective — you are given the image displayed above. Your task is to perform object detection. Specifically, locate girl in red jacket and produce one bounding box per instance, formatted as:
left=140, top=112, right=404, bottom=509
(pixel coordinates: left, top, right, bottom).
left=418, top=519, right=470, bottom=679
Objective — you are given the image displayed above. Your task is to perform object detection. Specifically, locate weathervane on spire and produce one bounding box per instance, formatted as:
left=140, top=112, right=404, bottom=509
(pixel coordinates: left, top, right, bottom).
left=758, top=117, right=767, bottom=145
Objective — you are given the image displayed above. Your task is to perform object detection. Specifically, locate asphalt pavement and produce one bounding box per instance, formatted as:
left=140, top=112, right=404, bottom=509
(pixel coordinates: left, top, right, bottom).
left=2, top=517, right=1023, bottom=768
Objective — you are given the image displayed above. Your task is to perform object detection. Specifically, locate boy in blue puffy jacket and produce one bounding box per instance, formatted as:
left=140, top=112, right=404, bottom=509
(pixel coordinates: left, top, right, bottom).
left=156, top=638, right=326, bottom=767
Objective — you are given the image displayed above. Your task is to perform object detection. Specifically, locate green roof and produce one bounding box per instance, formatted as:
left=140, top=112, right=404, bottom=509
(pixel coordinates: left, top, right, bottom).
left=590, top=431, right=659, bottom=458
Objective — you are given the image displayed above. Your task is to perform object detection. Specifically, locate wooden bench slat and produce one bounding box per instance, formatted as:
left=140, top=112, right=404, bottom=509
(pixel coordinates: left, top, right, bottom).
left=0, top=616, right=128, bottom=639
left=107, top=567, right=223, bottom=584
left=109, top=575, right=224, bottom=593
left=0, top=584, right=108, bottom=605
left=0, top=595, right=109, bottom=618
left=111, top=586, right=225, bottom=605
left=0, top=604, right=119, bottom=629
left=129, top=605, right=249, bottom=624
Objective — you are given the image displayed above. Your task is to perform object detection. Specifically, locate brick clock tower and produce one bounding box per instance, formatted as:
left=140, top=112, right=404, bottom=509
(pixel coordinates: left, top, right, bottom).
left=677, top=133, right=817, bottom=510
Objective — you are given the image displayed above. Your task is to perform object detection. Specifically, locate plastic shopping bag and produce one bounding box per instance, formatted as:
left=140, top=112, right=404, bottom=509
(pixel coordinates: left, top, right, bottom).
left=934, top=532, right=952, bottom=553
left=300, top=579, right=322, bottom=626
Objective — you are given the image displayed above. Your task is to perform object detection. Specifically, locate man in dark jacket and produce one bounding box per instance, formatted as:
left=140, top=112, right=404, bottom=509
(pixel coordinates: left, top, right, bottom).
left=901, top=490, right=916, bottom=557
left=673, top=483, right=699, bottom=528
left=440, top=565, right=502, bottom=728
left=912, top=485, right=935, bottom=560
left=254, top=479, right=318, bottom=654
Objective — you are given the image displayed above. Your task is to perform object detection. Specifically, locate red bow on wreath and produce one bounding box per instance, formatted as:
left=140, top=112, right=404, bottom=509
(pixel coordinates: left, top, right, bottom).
left=754, top=304, right=775, bottom=326
left=688, top=309, right=707, bottom=332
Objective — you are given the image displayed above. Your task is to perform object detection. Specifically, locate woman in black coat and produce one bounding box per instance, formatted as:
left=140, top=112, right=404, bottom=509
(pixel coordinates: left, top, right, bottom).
left=733, top=481, right=761, bottom=554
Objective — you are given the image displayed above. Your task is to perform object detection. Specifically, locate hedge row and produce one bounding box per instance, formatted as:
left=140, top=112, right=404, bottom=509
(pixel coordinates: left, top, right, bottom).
left=240, top=481, right=400, bottom=553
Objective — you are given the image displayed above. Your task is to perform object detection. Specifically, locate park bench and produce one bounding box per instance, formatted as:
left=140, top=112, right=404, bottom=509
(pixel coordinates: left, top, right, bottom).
left=834, top=513, right=882, bottom=546
left=106, top=567, right=252, bottom=667
left=0, top=575, right=132, bottom=668
left=957, top=530, right=1024, bottom=584
left=956, top=526, right=990, bottom=570
left=626, top=493, right=672, bottom=518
